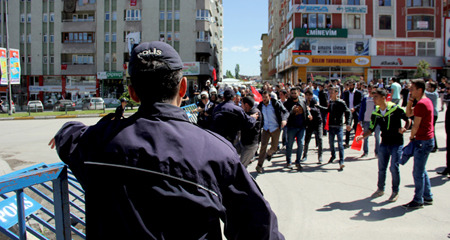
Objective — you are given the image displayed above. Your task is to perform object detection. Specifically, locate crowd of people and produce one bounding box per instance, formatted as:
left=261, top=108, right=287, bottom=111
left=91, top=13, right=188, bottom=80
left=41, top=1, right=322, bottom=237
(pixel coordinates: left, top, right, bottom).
left=194, top=76, right=448, bottom=209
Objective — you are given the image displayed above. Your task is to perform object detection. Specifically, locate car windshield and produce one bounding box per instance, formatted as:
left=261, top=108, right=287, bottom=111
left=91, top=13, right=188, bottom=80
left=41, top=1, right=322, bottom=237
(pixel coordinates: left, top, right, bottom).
left=92, top=99, right=103, bottom=103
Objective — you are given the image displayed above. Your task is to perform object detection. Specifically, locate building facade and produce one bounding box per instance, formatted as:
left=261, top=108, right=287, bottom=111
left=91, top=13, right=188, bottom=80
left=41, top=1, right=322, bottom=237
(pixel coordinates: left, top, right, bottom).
left=0, top=0, right=222, bottom=109
left=266, top=0, right=444, bottom=85
left=260, top=33, right=270, bottom=80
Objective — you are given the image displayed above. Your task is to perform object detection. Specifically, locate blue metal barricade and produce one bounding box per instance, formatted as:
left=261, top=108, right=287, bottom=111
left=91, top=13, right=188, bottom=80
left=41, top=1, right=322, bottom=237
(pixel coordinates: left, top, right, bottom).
left=181, top=104, right=198, bottom=124
left=0, top=163, right=85, bottom=240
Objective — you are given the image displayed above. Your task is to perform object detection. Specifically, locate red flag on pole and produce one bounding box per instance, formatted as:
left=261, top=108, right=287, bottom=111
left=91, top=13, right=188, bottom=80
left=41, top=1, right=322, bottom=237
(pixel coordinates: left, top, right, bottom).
left=351, top=124, right=364, bottom=151
left=310, top=73, right=314, bottom=82
left=251, top=86, right=263, bottom=103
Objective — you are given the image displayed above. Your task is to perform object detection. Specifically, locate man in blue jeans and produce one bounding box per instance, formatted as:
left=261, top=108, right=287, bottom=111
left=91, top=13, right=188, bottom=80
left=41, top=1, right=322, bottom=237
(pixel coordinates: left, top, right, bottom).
left=404, top=79, right=435, bottom=209
left=358, top=83, right=381, bottom=158
left=357, top=88, right=410, bottom=202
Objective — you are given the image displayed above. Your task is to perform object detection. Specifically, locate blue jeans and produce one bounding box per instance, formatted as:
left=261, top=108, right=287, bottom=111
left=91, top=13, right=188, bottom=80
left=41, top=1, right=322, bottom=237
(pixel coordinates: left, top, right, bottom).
left=281, top=126, right=288, bottom=147
left=412, top=139, right=435, bottom=203
left=378, top=143, right=403, bottom=193
left=363, top=121, right=380, bottom=155
left=286, top=127, right=306, bottom=164
left=328, top=127, right=344, bottom=165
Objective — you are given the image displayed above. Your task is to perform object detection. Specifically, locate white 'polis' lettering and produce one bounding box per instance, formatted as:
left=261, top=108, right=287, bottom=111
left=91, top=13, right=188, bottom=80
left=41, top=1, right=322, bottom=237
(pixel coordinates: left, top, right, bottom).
left=0, top=199, right=33, bottom=223
left=137, top=48, right=162, bottom=59
left=307, top=29, right=338, bottom=36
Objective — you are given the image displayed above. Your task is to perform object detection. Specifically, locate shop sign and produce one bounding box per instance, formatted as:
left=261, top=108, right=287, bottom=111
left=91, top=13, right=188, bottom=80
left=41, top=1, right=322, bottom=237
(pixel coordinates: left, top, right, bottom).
left=295, top=38, right=369, bottom=56
left=294, top=28, right=348, bottom=38
left=97, top=71, right=123, bottom=79
left=293, top=4, right=367, bottom=14
left=377, top=41, right=416, bottom=56
left=182, top=62, right=200, bottom=75
left=29, top=86, right=62, bottom=92
left=292, top=56, right=371, bottom=67
left=0, top=48, right=20, bottom=85
left=65, top=85, right=97, bottom=93
left=371, top=56, right=442, bottom=68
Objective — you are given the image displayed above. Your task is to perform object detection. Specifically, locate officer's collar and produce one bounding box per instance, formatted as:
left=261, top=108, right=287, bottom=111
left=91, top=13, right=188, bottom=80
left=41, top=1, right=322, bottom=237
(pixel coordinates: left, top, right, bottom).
left=136, top=102, right=190, bottom=122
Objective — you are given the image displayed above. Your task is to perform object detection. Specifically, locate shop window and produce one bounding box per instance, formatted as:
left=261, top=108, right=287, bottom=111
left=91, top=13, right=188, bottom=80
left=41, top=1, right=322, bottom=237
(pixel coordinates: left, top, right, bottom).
left=302, top=14, right=331, bottom=28
left=379, top=15, right=391, bottom=30
left=418, top=42, right=435, bottom=56
left=407, top=16, right=434, bottom=30
left=407, top=0, right=434, bottom=7
left=379, top=0, right=392, bottom=6
left=348, top=15, right=360, bottom=29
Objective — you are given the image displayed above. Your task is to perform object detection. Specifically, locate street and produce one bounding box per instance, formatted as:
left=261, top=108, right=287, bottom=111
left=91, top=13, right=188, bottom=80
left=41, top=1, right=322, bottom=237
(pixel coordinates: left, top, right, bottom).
left=0, top=111, right=449, bottom=239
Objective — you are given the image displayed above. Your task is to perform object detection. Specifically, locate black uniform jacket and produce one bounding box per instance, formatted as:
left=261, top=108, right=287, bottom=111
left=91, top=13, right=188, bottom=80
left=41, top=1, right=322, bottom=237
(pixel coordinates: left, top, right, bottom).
left=54, top=103, right=284, bottom=240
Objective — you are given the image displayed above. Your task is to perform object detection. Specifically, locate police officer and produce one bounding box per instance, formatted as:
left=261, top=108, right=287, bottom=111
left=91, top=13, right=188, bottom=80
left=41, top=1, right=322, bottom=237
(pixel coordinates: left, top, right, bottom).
left=49, top=42, right=284, bottom=239
left=114, top=98, right=128, bottom=120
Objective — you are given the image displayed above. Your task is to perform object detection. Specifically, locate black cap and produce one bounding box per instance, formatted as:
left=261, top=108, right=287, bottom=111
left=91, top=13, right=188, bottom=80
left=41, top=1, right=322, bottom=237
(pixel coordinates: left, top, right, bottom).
left=128, top=41, right=183, bottom=77
left=120, top=98, right=128, bottom=102
left=224, top=89, right=235, bottom=99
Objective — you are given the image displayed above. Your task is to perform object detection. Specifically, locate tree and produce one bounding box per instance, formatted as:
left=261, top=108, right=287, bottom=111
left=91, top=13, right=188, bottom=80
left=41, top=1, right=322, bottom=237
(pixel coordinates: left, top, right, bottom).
left=235, top=64, right=240, bottom=79
left=225, top=70, right=234, bottom=78
left=119, top=86, right=139, bottom=110
left=414, top=59, right=430, bottom=78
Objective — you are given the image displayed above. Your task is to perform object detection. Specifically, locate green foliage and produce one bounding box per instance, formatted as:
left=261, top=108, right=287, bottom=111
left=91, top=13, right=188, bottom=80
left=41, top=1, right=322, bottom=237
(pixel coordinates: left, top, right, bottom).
left=225, top=70, right=234, bottom=78
left=414, top=60, right=430, bottom=78
left=235, top=64, right=240, bottom=79
left=119, top=86, right=139, bottom=109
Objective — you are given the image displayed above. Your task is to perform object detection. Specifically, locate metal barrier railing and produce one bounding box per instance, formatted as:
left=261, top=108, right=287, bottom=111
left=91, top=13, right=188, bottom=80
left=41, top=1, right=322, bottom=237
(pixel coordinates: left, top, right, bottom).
left=181, top=103, right=198, bottom=124
left=0, top=163, right=85, bottom=240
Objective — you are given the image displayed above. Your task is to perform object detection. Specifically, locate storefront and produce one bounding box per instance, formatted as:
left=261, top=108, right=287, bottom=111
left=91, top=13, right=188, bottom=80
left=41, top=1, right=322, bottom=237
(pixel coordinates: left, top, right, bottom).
left=291, top=55, right=371, bottom=83
left=97, top=71, right=125, bottom=99
left=370, top=56, right=443, bottom=83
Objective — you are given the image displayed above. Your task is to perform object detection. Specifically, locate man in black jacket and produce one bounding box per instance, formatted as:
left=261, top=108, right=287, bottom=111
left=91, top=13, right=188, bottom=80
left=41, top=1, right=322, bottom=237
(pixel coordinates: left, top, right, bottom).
left=302, top=89, right=323, bottom=164
left=235, top=96, right=263, bottom=168
left=318, top=82, right=328, bottom=136
left=343, top=80, right=363, bottom=148
left=283, top=87, right=312, bottom=170
left=256, top=91, right=289, bottom=173
left=317, top=86, right=352, bottom=170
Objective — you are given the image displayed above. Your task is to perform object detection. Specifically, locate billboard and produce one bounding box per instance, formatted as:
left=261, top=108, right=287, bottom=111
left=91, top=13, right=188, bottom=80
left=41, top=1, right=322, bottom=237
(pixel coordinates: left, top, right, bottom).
left=0, top=48, right=20, bottom=85
left=292, top=56, right=371, bottom=67
left=377, top=41, right=416, bottom=56
left=182, top=62, right=200, bottom=76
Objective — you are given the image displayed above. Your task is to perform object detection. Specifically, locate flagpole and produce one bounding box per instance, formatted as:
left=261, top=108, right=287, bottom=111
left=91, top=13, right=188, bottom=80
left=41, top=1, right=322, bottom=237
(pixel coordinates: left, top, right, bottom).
left=5, top=0, right=11, bottom=115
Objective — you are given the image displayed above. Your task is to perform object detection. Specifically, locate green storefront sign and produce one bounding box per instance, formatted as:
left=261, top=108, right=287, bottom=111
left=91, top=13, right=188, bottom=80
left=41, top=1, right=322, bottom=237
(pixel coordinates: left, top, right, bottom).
left=97, top=71, right=124, bottom=79
left=294, top=28, right=348, bottom=38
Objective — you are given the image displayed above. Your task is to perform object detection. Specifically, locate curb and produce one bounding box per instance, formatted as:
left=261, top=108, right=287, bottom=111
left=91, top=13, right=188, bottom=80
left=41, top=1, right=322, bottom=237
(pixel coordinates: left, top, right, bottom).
left=0, top=113, right=134, bottom=121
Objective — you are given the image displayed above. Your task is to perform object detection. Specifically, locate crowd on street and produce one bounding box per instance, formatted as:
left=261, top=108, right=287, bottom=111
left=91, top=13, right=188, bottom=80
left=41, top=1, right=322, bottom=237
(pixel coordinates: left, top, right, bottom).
left=193, top=76, right=449, bottom=209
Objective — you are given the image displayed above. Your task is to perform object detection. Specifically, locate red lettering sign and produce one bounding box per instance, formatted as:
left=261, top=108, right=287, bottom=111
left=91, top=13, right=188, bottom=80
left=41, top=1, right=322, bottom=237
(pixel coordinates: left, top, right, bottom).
left=130, top=0, right=136, bottom=6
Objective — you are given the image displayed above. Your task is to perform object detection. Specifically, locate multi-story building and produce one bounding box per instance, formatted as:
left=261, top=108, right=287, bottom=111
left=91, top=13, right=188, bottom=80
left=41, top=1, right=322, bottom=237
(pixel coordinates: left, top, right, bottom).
left=265, top=0, right=443, bottom=85
left=260, top=33, right=270, bottom=80
left=0, top=0, right=222, bottom=109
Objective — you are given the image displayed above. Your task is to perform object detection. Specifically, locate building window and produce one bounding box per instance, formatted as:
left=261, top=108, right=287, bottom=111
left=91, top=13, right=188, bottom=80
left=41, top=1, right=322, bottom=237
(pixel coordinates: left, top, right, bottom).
left=348, top=0, right=360, bottom=4
left=105, top=53, right=110, bottom=63
left=43, top=13, right=48, bottom=22
left=72, top=55, right=94, bottom=65
left=50, top=34, right=54, bottom=43
left=407, top=15, right=434, bottom=30
left=125, top=9, right=141, bottom=21
left=347, top=14, right=361, bottom=29
left=167, top=11, right=172, bottom=20
left=105, top=11, right=110, bottom=21
left=112, top=11, right=117, bottom=21
left=27, top=13, right=31, bottom=22
left=50, top=55, right=54, bottom=64
left=418, top=42, right=435, bottom=56
left=112, top=53, right=117, bottom=63
left=407, top=0, right=434, bottom=7
left=27, top=55, right=31, bottom=63
left=63, top=32, right=95, bottom=43
left=160, top=32, right=165, bottom=42
left=124, top=31, right=141, bottom=42
left=175, top=11, right=180, bottom=20
left=379, top=15, right=391, bottom=30
left=105, top=32, right=110, bottom=42
left=197, top=31, right=210, bottom=42
left=196, top=10, right=210, bottom=21
left=27, top=34, right=31, bottom=43
left=379, top=0, right=392, bottom=6
left=167, top=32, right=172, bottom=41
left=174, top=31, right=180, bottom=41
left=43, top=34, right=48, bottom=43
left=43, top=55, right=48, bottom=64
left=20, top=34, right=25, bottom=43
left=302, top=14, right=331, bottom=28
left=160, top=11, right=165, bottom=20
left=302, top=0, right=330, bottom=3
left=112, top=32, right=116, bottom=42
left=50, top=13, right=54, bottom=22
left=20, top=14, right=25, bottom=23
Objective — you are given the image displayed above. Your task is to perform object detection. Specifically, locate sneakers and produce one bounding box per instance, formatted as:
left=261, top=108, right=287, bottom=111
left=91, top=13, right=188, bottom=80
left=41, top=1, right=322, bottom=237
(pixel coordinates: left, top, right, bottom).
left=437, top=168, right=449, bottom=175
left=360, top=153, right=368, bottom=158
left=424, top=198, right=433, bottom=205
left=301, top=157, right=307, bottom=162
left=285, top=163, right=294, bottom=169
left=371, top=189, right=385, bottom=198
left=388, top=192, right=399, bottom=202
left=339, top=164, right=345, bottom=171
left=402, top=201, right=424, bottom=209
left=295, top=163, right=303, bottom=171
left=256, top=165, right=263, bottom=173
left=318, top=157, right=323, bottom=164
left=328, top=156, right=336, bottom=163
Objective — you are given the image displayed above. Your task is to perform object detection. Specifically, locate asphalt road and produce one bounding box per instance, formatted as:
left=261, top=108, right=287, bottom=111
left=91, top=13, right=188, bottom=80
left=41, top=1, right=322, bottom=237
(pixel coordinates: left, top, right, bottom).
left=0, top=109, right=449, bottom=239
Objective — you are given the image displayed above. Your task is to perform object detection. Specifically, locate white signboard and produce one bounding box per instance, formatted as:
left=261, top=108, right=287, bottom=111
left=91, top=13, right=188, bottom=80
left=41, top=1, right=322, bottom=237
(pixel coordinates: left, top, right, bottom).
left=293, top=4, right=368, bottom=14
left=417, top=21, right=428, bottom=29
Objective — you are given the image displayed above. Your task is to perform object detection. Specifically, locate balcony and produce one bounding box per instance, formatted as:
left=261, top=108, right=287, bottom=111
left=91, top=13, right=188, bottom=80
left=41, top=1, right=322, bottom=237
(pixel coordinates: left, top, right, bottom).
left=196, top=42, right=213, bottom=56
left=196, top=20, right=211, bottom=31
left=61, top=2, right=96, bottom=12
left=124, top=21, right=142, bottom=31
left=61, top=64, right=96, bottom=75
left=62, top=21, right=96, bottom=32
left=61, top=43, right=96, bottom=54
left=196, top=0, right=211, bottom=10
left=199, top=62, right=213, bottom=75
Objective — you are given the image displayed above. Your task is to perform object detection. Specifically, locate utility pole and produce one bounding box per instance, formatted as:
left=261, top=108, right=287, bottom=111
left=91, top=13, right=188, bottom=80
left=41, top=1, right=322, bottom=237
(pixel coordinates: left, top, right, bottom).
left=4, top=0, right=12, bottom=115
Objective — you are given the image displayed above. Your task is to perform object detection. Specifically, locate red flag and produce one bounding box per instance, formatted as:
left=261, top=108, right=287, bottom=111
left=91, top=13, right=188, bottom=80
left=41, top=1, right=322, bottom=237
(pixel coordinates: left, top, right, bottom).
left=351, top=124, right=364, bottom=151
left=251, top=86, right=263, bottom=103
left=130, top=0, right=137, bottom=6
left=123, top=63, right=127, bottom=70
left=310, top=73, right=314, bottom=82
left=324, top=113, right=330, bottom=131
left=212, top=68, right=217, bottom=81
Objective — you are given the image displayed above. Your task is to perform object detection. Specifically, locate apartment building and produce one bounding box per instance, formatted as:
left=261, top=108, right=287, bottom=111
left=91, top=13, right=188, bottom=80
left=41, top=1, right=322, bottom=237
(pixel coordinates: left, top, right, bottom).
left=266, top=0, right=444, bottom=85
left=260, top=33, right=270, bottom=80
left=0, top=0, right=222, bottom=108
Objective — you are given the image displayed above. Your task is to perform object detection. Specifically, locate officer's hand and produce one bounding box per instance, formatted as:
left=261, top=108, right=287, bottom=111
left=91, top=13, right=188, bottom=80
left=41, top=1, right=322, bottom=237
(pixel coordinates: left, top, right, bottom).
left=308, top=115, right=313, bottom=121
left=346, top=125, right=352, bottom=131
left=48, top=138, right=56, bottom=149
left=356, top=136, right=364, bottom=142
left=250, top=112, right=259, bottom=119
left=399, top=127, right=407, bottom=134
left=351, top=108, right=355, bottom=113
left=281, top=120, right=287, bottom=129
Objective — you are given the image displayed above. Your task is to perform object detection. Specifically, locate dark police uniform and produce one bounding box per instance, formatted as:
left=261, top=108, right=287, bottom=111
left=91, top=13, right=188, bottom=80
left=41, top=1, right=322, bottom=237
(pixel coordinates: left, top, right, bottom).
left=114, top=105, right=124, bottom=119
left=53, top=41, right=284, bottom=240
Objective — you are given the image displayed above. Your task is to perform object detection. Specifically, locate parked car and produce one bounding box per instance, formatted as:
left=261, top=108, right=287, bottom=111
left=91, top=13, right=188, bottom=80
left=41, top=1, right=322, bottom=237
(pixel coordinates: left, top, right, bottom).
left=81, top=97, right=105, bottom=110
left=1, top=100, right=16, bottom=113
left=27, top=100, right=44, bottom=112
left=53, top=100, right=76, bottom=111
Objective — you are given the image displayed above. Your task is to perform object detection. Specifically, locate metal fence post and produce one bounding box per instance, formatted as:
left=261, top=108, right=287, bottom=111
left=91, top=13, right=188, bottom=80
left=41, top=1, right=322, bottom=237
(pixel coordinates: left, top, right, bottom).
left=52, top=166, right=71, bottom=240
left=15, top=189, right=26, bottom=240
left=65, top=105, right=67, bottom=115
left=28, top=106, right=30, bottom=116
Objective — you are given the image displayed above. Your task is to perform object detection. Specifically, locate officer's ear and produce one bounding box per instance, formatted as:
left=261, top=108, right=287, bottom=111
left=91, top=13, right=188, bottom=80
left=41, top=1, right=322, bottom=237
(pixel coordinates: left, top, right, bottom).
left=178, top=77, right=187, bottom=98
left=128, top=85, right=140, bottom=103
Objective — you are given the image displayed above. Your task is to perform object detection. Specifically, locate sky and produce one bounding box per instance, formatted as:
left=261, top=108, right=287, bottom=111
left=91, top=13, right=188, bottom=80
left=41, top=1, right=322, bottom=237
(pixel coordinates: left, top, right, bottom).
left=222, top=0, right=268, bottom=77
